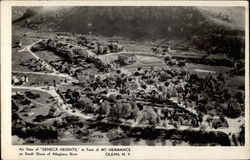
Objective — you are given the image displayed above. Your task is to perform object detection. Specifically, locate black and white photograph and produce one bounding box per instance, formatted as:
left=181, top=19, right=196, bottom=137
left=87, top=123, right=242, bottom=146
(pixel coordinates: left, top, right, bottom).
left=10, top=4, right=246, bottom=147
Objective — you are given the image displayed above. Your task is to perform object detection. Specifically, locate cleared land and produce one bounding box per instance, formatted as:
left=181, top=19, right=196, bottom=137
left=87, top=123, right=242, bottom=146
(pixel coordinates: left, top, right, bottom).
left=12, top=72, right=64, bottom=85
left=35, top=50, right=63, bottom=62
left=12, top=50, right=34, bottom=72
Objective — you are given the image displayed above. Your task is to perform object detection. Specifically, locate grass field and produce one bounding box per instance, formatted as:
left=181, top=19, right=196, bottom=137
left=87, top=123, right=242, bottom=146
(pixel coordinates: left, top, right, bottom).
left=137, top=55, right=162, bottom=64
left=12, top=49, right=34, bottom=72
left=12, top=33, right=38, bottom=48
left=36, top=50, right=63, bottom=62
left=124, top=55, right=165, bottom=69
left=27, top=74, right=64, bottom=85
left=13, top=26, right=55, bottom=42
left=12, top=72, right=65, bottom=86
left=186, top=63, right=232, bottom=73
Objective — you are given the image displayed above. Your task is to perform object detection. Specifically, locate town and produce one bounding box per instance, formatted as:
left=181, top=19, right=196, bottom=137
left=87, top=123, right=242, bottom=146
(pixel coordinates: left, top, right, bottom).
left=11, top=7, right=245, bottom=146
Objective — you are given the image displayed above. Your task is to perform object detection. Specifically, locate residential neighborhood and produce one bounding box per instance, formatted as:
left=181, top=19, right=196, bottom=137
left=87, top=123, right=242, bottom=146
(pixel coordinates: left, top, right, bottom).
left=11, top=6, right=245, bottom=146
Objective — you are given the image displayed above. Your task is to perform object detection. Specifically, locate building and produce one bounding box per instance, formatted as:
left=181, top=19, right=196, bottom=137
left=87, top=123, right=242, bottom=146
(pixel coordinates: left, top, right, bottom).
left=48, top=106, right=61, bottom=117
left=118, top=53, right=137, bottom=65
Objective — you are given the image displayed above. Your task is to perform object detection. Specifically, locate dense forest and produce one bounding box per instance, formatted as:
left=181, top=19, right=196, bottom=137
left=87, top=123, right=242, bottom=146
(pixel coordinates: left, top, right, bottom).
left=13, top=6, right=245, bottom=59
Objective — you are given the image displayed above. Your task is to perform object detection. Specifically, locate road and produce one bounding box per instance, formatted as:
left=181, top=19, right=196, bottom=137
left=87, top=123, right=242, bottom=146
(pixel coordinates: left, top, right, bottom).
left=12, top=85, right=93, bottom=120
left=13, top=37, right=244, bottom=146
left=12, top=70, right=72, bottom=78
left=17, top=39, right=78, bottom=82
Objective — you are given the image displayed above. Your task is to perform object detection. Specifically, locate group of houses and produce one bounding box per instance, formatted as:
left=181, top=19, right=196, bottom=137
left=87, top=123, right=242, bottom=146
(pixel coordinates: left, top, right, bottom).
left=12, top=89, right=62, bottom=124
left=12, top=74, right=29, bottom=85
left=94, top=40, right=125, bottom=55
left=20, top=58, right=53, bottom=72
left=31, top=38, right=115, bottom=77
left=118, top=53, right=137, bottom=65
left=52, top=64, right=240, bottom=132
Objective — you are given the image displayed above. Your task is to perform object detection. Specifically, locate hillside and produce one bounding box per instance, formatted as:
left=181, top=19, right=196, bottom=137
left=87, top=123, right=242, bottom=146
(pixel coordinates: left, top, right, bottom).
left=12, top=6, right=245, bottom=59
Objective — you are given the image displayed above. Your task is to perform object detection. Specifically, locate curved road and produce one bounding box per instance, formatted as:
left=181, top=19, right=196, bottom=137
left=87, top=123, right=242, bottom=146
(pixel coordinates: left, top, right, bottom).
left=18, top=39, right=77, bottom=81
left=12, top=85, right=93, bottom=120
left=13, top=38, right=244, bottom=146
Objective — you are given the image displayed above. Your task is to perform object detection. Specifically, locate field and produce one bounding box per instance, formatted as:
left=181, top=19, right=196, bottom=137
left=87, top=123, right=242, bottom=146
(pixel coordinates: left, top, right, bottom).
left=26, top=73, right=65, bottom=85
left=137, top=55, right=163, bottom=64
left=12, top=50, right=34, bottom=72
left=124, top=55, right=166, bottom=69
left=12, top=72, right=66, bottom=86
left=13, top=27, right=55, bottom=41
left=186, top=63, right=232, bottom=73
left=99, top=53, right=165, bottom=69
left=35, top=50, right=63, bottom=62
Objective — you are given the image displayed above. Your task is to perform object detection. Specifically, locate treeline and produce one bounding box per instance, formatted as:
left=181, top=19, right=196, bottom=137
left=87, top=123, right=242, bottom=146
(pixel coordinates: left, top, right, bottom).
left=56, top=7, right=245, bottom=59
left=15, top=6, right=245, bottom=59
left=58, top=7, right=206, bottom=39
left=12, top=113, right=58, bottom=139
left=12, top=7, right=40, bottom=23
left=193, top=34, right=245, bottom=60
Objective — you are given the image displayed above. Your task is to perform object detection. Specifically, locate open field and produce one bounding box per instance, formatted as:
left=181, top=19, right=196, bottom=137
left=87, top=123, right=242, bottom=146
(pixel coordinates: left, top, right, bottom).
left=186, top=63, right=232, bottom=74
left=13, top=27, right=55, bottom=41
left=12, top=32, right=38, bottom=48
left=12, top=72, right=65, bottom=86
left=36, top=50, right=63, bottom=62
left=12, top=49, right=34, bottom=72
left=25, top=73, right=63, bottom=85
left=124, top=56, right=166, bottom=69
left=137, top=55, right=163, bottom=64
left=99, top=53, right=165, bottom=69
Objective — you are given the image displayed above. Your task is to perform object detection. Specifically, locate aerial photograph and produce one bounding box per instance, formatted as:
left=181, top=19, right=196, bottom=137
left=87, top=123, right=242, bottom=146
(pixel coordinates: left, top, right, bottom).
left=11, top=6, right=245, bottom=146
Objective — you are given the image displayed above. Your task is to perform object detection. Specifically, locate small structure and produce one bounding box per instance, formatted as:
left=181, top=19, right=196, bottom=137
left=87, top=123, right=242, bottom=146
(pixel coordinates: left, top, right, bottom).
left=48, top=106, right=61, bottom=118
left=12, top=41, right=22, bottom=48
left=118, top=53, right=137, bottom=65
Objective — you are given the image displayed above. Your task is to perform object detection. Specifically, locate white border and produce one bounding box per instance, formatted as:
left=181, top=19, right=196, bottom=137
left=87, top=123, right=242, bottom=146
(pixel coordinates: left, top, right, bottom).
left=1, top=1, right=249, bottom=160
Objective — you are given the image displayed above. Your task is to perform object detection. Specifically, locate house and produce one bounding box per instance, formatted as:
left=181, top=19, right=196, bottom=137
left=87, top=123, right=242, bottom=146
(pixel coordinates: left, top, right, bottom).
left=12, top=41, right=22, bottom=48
left=118, top=53, right=137, bottom=65
left=48, top=107, right=61, bottom=117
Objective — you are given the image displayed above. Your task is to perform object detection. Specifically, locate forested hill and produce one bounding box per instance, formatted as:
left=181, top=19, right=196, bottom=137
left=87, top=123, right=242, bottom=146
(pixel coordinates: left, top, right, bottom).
left=13, top=6, right=245, bottom=59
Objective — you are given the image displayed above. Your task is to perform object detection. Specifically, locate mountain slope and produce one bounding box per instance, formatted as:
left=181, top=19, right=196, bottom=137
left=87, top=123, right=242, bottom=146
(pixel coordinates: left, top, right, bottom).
left=13, top=6, right=245, bottom=59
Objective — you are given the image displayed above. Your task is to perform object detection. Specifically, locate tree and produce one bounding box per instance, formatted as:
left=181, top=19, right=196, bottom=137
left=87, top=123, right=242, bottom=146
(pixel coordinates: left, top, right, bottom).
left=77, top=97, right=94, bottom=113
left=138, top=106, right=158, bottom=126
left=23, top=8, right=38, bottom=18
left=234, top=91, right=244, bottom=104
left=224, top=88, right=233, bottom=100
left=121, top=103, right=132, bottom=119
left=100, top=101, right=111, bottom=116
left=110, top=101, right=123, bottom=120
left=34, top=115, right=45, bottom=122
left=131, top=106, right=140, bottom=121
left=217, top=72, right=226, bottom=84
left=108, top=94, right=117, bottom=103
